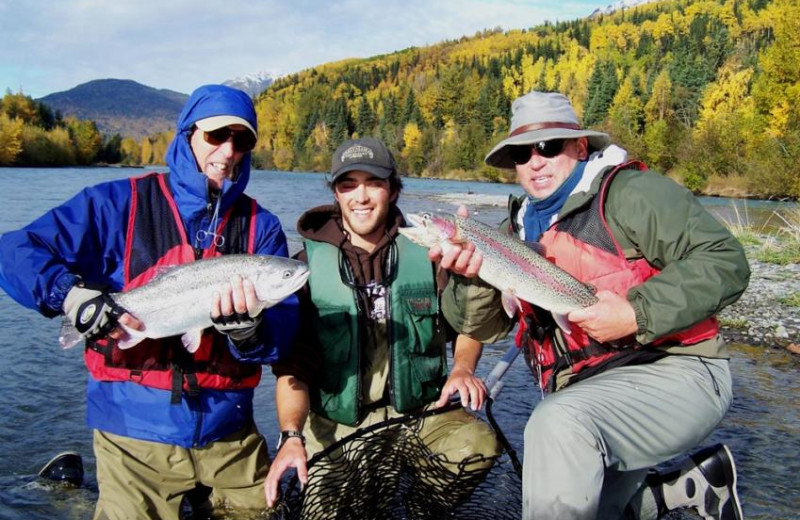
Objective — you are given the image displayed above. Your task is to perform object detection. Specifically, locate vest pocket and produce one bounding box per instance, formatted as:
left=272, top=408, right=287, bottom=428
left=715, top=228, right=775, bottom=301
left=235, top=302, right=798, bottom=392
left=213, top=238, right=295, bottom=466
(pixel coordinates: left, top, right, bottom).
left=313, top=306, right=355, bottom=393
left=401, top=298, right=446, bottom=404
left=400, top=294, right=440, bottom=354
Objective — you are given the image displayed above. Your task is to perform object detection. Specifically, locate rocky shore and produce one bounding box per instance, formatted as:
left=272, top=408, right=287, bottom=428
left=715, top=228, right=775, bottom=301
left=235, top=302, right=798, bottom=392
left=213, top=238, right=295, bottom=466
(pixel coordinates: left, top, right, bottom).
left=718, top=249, right=800, bottom=354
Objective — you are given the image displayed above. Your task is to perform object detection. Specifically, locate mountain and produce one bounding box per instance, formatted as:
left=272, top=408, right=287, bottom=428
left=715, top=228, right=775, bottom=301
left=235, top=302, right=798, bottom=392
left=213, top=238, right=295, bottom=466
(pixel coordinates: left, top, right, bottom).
left=37, top=79, right=188, bottom=139
left=223, top=71, right=280, bottom=98
left=589, top=0, right=659, bottom=17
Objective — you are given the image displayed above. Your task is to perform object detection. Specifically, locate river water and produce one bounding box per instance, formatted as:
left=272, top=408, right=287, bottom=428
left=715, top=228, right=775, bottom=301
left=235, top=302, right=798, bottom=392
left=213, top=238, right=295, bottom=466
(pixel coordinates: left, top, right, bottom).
left=0, top=167, right=797, bottom=519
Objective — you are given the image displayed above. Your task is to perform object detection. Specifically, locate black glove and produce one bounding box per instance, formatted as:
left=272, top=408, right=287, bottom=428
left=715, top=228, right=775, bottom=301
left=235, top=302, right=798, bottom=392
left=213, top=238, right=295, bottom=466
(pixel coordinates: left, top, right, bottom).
left=212, top=311, right=263, bottom=349
left=63, top=283, right=125, bottom=340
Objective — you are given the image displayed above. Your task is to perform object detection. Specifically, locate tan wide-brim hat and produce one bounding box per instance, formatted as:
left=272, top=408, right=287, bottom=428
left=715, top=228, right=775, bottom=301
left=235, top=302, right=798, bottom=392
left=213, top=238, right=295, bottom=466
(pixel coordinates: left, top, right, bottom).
left=485, top=91, right=610, bottom=169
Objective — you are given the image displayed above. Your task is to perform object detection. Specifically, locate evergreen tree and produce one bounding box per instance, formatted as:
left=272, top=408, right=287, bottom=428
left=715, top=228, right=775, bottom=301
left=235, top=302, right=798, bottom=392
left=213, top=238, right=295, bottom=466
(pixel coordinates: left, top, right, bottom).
left=356, top=97, right=376, bottom=136
left=583, top=61, right=619, bottom=126
left=401, top=88, right=423, bottom=127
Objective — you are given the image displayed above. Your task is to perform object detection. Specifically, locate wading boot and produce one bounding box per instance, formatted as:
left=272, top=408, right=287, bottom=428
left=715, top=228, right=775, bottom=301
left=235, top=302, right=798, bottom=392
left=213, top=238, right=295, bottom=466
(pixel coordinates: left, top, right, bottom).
left=38, top=451, right=84, bottom=487
left=647, top=444, right=743, bottom=520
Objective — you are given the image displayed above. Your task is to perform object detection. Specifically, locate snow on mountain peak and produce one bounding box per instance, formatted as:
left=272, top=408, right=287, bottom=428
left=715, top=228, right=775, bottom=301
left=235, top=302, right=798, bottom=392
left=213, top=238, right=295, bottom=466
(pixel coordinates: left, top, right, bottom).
left=223, top=71, right=281, bottom=97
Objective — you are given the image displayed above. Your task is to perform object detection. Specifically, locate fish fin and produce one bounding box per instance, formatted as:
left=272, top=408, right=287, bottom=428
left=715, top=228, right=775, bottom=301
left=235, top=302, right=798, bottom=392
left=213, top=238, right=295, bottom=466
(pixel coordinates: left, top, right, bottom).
left=501, top=291, right=522, bottom=318
left=58, top=317, right=83, bottom=349
left=250, top=300, right=268, bottom=316
left=115, top=325, right=148, bottom=350
left=59, top=318, right=146, bottom=350
left=553, top=313, right=572, bottom=335
left=523, top=241, right=547, bottom=256
left=181, top=329, right=204, bottom=353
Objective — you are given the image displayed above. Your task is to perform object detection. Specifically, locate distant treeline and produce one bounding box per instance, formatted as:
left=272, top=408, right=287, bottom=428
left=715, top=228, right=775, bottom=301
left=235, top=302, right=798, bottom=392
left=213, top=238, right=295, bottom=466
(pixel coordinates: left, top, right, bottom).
left=252, top=0, right=798, bottom=199
left=2, top=0, right=797, bottom=199
left=0, top=89, right=176, bottom=168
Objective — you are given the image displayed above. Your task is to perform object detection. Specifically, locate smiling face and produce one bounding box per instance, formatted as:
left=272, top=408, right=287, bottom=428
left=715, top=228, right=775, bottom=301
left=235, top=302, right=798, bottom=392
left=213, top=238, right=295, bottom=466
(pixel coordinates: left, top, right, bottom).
left=334, top=170, right=397, bottom=252
left=514, top=137, right=588, bottom=200
left=189, top=124, right=250, bottom=190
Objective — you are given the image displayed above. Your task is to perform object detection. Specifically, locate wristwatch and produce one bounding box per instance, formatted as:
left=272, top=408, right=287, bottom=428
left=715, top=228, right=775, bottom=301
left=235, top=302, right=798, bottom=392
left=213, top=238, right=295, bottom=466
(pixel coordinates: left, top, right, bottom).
left=276, top=430, right=305, bottom=450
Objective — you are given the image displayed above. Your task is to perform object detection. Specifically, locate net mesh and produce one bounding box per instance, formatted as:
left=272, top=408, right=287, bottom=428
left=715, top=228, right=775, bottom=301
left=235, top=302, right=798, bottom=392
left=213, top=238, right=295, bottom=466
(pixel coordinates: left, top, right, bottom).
left=274, top=402, right=521, bottom=520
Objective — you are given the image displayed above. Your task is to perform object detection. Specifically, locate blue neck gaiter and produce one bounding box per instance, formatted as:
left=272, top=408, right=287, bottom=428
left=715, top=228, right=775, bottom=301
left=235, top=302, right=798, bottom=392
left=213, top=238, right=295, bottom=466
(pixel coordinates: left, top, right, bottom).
left=522, top=160, right=587, bottom=242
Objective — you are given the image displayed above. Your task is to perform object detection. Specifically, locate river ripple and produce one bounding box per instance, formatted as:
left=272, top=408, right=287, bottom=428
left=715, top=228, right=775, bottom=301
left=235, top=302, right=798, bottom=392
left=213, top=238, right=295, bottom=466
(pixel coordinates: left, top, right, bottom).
left=0, top=167, right=796, bottom=519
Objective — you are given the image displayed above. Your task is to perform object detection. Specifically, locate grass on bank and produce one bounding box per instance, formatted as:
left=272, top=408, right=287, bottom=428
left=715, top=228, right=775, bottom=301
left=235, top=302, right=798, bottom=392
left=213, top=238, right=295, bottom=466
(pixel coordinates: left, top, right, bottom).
left=777, top=292, right=800, bottom=308
left=724, top=206, right=800, bottom=265
left=718, top=316, right=750, bottom=329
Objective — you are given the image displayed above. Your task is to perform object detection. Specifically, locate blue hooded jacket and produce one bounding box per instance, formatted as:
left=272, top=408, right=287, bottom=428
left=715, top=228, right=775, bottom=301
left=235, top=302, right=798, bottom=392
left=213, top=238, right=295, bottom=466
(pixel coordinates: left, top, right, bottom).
left=0, top=85, right=300, bottom=447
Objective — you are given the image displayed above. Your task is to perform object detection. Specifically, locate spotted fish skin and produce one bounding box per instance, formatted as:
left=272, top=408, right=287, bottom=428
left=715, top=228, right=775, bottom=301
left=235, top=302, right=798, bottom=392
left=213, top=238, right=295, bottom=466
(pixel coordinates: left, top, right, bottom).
left=399, top=212, right=597, bottom=319
left=59, top=254, right=309, bottom=352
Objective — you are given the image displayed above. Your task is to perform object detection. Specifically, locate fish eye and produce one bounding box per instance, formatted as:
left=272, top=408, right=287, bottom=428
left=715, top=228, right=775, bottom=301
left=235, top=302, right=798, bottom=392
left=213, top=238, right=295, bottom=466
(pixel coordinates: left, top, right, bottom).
left=283, top=270, right=292, bottom=279
left=421, top=212, right=432, bottom=221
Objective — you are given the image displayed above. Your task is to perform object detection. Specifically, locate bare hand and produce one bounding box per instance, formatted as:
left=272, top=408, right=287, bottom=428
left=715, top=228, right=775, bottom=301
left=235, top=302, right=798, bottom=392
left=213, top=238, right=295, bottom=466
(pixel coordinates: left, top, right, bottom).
left=265, top=439, right=308, bottom=508
left=108, top=313, right=143, bottom=341
left=568, top=290, right=638, bottom=343
left=434, top=368, right=487, bottom=411
left=211, top=276, right=260, bottom=320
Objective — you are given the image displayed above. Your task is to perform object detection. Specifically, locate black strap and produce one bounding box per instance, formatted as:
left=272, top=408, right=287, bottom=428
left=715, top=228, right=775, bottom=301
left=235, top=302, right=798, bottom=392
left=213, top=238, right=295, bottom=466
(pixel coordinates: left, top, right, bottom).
left=170, top=365, right=183, bottom=405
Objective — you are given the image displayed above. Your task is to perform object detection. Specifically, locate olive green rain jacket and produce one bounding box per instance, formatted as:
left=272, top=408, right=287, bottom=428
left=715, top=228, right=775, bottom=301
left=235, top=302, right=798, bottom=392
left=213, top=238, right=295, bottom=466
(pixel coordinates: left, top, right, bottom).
left=501, top=151, right=751, bottom=363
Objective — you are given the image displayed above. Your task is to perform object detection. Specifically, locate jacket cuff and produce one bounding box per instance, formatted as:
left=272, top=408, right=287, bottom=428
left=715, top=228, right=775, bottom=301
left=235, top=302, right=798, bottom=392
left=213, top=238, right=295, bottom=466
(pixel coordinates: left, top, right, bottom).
left=45, top=272, right=82, bottom=317
left=630, top=295, right=650, bottom=343
left=442, top=275, right=514, bottom=343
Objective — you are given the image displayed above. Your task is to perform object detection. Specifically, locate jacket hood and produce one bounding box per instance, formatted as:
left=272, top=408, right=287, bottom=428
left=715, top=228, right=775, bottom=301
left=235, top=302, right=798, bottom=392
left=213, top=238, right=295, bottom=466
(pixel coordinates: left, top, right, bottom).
left=509, top=145, right=629, bottom=236
left=165, top=85, right=258, bottom=219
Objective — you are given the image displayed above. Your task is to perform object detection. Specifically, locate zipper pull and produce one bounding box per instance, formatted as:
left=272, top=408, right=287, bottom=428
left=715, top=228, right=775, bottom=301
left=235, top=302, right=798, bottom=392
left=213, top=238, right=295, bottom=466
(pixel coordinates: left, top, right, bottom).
left=536, top=350, right=545, bottom=400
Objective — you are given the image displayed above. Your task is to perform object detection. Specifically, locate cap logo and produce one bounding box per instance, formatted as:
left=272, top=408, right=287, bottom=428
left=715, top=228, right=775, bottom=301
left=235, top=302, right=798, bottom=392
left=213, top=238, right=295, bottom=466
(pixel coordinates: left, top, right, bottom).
left=341, top=145, right=374, bottom=162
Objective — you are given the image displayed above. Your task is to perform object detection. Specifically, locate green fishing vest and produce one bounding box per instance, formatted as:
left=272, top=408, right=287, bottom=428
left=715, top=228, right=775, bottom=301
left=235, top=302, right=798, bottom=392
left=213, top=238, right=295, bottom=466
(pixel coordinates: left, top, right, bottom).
left=305, top=234, right=447, bottom=426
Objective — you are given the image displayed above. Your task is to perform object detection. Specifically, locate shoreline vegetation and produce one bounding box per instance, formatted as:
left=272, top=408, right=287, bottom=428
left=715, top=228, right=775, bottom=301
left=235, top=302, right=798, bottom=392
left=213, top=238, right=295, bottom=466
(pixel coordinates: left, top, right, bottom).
left=3, top=162, right=800, bottom=203
left=3, top=0, right=799, bottom=200
left=718, top=206, right=800, bottom=354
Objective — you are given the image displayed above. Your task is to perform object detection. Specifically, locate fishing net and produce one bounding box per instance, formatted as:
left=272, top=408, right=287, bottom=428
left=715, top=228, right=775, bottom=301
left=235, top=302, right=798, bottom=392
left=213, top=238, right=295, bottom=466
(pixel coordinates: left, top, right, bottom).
left=274, top=400, right=521, bottom=520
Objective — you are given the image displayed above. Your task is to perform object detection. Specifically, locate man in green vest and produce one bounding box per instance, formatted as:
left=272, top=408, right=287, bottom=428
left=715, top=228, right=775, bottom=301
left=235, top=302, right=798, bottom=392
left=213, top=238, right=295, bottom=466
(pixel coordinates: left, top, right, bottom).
left=264, top=137, right=507, bottom=516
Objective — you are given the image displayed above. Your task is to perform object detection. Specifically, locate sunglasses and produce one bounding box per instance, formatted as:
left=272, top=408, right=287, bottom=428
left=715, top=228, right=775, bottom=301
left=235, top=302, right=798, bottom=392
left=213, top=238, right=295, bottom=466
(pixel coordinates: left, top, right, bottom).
left=509, top=139, right=568, bottom=164
left=200, top=127, right=257, bottom=153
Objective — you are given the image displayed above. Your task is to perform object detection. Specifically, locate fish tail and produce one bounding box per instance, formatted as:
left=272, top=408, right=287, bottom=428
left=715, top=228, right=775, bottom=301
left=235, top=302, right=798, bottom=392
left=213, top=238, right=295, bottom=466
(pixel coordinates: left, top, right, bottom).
left=58, top=316, right=83, bottom=349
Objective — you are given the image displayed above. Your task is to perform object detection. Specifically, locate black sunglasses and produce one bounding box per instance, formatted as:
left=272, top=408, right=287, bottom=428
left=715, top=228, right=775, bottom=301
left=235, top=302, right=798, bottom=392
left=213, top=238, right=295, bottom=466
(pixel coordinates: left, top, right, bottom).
left=509, top=139, right=568, bottom=164
left=201, top=127, right=257, bottom=153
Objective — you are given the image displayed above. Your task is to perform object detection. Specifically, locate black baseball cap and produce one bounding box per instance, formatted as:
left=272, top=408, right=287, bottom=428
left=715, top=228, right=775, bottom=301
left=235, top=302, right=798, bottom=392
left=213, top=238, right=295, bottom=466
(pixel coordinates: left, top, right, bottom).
left=330, top=137, right=397, bottom=182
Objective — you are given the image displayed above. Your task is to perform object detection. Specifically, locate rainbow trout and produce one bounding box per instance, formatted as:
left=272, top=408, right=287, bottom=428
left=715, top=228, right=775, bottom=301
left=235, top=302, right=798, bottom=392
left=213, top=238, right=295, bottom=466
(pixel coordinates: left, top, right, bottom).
left=59, top=254, right=309, bottom=352
left=399, top=212, right=598, bottom=331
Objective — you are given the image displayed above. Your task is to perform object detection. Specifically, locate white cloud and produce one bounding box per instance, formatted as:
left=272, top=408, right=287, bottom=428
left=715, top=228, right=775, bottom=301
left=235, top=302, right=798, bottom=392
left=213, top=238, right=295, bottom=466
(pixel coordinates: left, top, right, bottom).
left=0, top=0, right=599, bottom=98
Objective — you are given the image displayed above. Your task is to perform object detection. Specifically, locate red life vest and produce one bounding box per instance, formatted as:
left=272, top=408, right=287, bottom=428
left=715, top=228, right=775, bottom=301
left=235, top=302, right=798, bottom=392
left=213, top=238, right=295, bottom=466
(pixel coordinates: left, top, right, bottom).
left=84, top=172, right=263, bottom=403
left=516, top=162, right=719, bottom=392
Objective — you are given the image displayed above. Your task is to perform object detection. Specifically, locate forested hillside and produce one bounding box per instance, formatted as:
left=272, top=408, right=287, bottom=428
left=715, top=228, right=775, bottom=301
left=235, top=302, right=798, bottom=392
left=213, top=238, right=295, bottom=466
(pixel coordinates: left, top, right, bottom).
left=253, top=0, right=798, bottom=198
left=2, top=0, right=797, bottom=199
left=0, top=92, right=120, bottom=167
left=39, top=79, right=188, bottom=139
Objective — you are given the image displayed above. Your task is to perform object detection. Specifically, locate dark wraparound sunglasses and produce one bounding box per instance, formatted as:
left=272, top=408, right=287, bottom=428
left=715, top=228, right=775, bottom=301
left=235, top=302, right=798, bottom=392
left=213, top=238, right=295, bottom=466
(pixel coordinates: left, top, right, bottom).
left=201, top=127, right=257, bottom=153
left=509, top=138, right=567, bottom=164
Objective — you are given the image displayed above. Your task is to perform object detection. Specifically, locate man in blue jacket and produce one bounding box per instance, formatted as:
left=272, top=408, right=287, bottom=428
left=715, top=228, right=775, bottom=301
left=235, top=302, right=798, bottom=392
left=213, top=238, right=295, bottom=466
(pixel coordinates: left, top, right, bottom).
left=0, top=85, right=299, bottom=519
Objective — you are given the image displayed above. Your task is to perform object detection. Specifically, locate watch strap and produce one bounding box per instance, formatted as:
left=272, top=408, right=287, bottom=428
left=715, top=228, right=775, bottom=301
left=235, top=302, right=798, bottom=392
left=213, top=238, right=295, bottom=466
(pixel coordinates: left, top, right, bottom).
left=277, top=430, right=305, bottom=450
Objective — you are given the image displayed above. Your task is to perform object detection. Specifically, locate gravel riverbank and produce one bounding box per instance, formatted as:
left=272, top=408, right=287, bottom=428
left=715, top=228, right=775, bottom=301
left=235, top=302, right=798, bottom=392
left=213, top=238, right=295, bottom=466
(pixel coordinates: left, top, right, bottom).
left=718, top=249, right=800, bottom=353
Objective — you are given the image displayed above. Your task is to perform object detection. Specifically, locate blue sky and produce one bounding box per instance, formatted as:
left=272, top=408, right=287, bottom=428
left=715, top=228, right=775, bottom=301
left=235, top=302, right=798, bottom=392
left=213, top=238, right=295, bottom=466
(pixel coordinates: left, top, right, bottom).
left=0, top=0, right=604, bottom=99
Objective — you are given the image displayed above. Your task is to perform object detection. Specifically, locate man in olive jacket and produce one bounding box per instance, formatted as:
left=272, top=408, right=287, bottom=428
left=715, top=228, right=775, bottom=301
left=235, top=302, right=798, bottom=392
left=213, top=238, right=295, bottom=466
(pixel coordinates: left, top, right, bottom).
left=264, top=137, right=506, bottom=517
left=431, top=91, right=750, bottom=520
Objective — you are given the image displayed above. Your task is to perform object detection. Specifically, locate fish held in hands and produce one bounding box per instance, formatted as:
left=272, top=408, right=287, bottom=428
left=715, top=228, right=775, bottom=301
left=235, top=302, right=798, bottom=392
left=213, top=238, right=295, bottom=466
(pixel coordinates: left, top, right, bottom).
left=59, top=254, right=309, bottom=352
